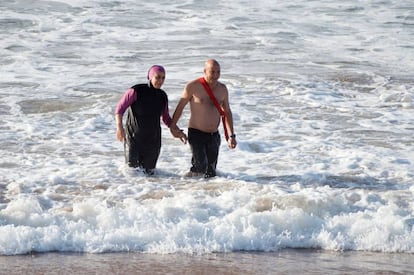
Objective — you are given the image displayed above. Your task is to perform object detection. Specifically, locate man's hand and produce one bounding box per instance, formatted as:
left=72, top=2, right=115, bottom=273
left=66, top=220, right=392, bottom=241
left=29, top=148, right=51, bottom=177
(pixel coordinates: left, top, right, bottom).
left=170, top=125, right=188, bottom=144
left=228, top=136, right=237, bottom=149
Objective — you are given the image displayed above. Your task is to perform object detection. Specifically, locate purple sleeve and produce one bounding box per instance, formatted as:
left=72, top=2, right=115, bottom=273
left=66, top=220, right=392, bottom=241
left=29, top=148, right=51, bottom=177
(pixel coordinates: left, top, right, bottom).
left=115, top=88, right=136, bottom=115
left=161, top=103, right=172, bottom=128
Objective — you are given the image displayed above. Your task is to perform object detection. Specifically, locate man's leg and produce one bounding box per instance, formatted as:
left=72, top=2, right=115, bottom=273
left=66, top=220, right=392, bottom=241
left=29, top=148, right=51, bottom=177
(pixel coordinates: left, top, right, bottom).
left=205, top=132, right=221, bottom=178
left=188, top=128, right=208, bottom=175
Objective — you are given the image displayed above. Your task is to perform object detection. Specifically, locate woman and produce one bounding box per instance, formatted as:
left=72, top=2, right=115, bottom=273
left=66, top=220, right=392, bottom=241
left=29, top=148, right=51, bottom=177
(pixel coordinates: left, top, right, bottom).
left=115, top=65, right=184, bottom=175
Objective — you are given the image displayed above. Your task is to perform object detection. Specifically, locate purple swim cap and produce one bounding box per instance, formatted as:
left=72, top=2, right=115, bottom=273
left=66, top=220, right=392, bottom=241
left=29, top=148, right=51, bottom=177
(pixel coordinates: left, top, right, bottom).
left=147, top=65, right=165, bottom=80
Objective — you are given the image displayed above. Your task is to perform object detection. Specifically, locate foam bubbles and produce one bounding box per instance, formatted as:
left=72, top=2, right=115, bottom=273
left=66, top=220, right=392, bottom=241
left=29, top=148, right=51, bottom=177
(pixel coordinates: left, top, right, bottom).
left=1, top=0, right=414, bottom=256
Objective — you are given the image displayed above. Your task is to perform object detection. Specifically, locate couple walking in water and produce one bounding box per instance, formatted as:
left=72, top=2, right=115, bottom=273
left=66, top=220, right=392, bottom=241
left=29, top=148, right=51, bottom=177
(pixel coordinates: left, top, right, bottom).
left=115, top=59, right=237, bottom=177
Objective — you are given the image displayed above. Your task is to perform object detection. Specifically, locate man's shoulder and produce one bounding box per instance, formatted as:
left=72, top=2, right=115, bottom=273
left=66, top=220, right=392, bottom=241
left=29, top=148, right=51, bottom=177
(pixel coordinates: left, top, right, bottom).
left=187, top=78, right=226, bottom=88
left=185, top=78, right=203, bottom=92
left=187, top=78, right=202, bottom=86
left=217, top=81, right=227, bottom=89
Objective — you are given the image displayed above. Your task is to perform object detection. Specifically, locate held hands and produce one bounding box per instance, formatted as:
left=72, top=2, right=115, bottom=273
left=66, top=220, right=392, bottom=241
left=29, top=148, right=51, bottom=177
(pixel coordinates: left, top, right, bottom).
left=117, top=125, right=187, bottom=144
left=170, top=125, right=188, bottom=144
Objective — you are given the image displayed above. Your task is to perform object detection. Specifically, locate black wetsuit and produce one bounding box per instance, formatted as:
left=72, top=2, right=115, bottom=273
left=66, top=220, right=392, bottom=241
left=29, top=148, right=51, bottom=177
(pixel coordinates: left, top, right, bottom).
left=124, top=83, right=168, bottom=172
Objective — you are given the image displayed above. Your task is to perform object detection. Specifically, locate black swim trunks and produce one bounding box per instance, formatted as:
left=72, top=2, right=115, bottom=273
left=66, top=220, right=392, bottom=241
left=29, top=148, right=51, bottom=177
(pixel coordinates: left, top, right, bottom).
left=188, top=127, right=221, bottom=178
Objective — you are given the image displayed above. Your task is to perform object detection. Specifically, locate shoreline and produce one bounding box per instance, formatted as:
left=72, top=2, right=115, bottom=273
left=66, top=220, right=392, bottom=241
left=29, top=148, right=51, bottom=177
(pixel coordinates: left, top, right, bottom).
left=1, top=249, right=413, bottom=274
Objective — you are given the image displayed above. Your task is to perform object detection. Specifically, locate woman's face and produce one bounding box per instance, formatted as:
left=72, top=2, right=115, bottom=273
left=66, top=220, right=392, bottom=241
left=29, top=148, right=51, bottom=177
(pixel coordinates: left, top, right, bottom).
left=150, top=72, right=166, bottom=89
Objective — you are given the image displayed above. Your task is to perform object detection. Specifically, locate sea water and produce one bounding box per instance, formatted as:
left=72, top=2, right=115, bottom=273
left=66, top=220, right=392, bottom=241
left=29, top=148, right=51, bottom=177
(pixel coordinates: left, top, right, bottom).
left=0, top=0, right=413, bottom=258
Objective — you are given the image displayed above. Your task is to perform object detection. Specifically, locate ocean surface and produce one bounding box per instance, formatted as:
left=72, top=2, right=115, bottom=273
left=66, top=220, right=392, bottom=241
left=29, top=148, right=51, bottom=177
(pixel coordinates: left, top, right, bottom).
left=1, top=0, right=414, bottom=273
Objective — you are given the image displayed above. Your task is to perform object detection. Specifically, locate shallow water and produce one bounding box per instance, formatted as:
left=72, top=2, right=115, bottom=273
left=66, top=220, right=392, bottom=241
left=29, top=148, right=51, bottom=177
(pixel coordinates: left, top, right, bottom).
left=1, top=250, right=413, bottom=275
left=1, top=0, right=414, bottom=261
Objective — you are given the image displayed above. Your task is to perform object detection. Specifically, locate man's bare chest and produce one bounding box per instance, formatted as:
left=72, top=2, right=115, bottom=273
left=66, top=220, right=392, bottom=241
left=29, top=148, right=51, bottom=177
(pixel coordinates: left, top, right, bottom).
left=193, top=88, right=223, bottom=105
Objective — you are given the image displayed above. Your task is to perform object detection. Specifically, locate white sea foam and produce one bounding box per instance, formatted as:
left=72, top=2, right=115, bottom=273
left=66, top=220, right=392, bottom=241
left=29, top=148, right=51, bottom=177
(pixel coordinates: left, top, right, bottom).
left=0, top=0, right=413, bottom=255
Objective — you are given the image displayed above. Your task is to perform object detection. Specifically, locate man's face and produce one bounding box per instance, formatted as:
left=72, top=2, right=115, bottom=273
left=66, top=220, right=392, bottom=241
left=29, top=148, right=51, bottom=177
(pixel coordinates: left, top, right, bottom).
left=205, top=65, right=220, bottom=82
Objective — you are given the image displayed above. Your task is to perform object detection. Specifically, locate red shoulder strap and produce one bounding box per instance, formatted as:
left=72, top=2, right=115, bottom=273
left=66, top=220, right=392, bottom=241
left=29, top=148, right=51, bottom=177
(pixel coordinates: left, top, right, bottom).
left=199, top=77, right=229, bottom=141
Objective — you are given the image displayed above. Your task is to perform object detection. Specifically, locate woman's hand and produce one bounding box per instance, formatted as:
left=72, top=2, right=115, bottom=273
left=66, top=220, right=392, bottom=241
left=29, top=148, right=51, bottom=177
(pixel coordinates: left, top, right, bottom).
left=116, top=127, right=125, bottom=142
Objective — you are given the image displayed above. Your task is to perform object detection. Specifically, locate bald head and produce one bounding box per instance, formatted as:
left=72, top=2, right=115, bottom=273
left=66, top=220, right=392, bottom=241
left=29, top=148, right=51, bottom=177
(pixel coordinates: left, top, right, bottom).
left=204, top=59, right=220, bottom=69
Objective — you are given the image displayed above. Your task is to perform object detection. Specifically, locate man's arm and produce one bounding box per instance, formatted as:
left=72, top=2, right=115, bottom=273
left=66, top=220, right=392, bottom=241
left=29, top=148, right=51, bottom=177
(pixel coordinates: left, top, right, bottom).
left=170, top=83, right=192, bottom=143
left=171, top=97, right=188, bottom=127
left=222, top=86, right=237, bottom=149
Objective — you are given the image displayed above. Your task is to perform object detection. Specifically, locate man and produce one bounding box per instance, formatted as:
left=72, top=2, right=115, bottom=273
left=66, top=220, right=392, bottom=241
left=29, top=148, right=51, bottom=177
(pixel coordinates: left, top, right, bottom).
left=170, top=59, right=237, bottom=177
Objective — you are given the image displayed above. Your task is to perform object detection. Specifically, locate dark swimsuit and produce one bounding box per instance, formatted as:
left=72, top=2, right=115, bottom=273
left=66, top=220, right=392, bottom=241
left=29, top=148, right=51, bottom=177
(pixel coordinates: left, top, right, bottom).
left=124, top=83, right=168, bottom=172
left=188, top=127, right=221, bottom=177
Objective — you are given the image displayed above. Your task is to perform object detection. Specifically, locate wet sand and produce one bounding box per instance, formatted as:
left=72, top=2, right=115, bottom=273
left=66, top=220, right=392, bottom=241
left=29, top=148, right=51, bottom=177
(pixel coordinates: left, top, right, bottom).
left=1, top=250, right=413, bottom=274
